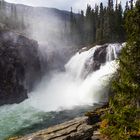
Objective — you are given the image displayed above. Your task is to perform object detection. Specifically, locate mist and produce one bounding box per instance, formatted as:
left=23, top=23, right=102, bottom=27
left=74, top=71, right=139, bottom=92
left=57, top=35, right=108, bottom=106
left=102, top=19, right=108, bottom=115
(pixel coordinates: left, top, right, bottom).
left=26, top=44, right=120, bottom=112
left=0, top=1, right=136, bottom=139
left=0, top=42, right=122, bottom=139
left=0, top=1, right=122, bottom=110
left=21, top=6, right=76, bottom=71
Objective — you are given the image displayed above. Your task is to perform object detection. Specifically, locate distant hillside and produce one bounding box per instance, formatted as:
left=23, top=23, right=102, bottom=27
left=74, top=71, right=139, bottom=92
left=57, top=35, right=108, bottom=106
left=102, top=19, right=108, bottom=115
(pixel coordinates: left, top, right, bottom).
left=0, top=1, right=79, bottom=47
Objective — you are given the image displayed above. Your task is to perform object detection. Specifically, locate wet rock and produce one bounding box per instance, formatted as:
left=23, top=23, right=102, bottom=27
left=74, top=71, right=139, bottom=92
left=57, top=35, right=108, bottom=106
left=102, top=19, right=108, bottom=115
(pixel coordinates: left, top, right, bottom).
left=92, top=61, right=101, bottom=71
left=0, top=29, right=41, bottom=105
left=79, top=47, right=88, bottom=54
left=82, top=59, right=100, bottom=79
left=15, top=117, right=94, bottom=140
left=92, top=131, right=101, bottom=140
left=94, top=44, right=108, bottom=64
left=11, top=106, right=109, bottom=140
left=86, top=112, right=100, bottom=125
left=80, top=44, right=108, bottom=78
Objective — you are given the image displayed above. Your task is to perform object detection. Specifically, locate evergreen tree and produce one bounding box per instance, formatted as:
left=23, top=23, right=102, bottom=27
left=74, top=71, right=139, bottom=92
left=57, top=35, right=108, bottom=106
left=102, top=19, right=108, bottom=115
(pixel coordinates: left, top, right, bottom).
left=78, top=10, right=85, bottom=45
left=125, top=1, right=130, bottom=12
left=70, top=7, right=76, bottom=42
left=85, top=5, right=92, bottom=44
left=130, top=0, right=134, bottom=10
left=114, top=2, right=124, bottom=41
left=68, top=0, right=126, bottom=46
left=108, top=0, right=114, bottom=10
left=101, top=1, right=140, bottom=139
left=103, top=6, right=110, bottom=42
left=96, top=2, right=104, bottom=44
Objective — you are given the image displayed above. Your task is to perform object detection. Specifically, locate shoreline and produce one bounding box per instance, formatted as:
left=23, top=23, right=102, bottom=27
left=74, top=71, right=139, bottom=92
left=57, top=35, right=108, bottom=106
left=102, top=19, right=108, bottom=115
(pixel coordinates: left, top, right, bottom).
left=9, top=105, right=108, bottom=140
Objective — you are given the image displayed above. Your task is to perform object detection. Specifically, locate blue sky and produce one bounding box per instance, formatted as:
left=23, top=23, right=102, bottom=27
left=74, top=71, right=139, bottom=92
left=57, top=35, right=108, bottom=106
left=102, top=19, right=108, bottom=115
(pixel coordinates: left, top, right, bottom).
left=5, top=0, right=127, bottom=12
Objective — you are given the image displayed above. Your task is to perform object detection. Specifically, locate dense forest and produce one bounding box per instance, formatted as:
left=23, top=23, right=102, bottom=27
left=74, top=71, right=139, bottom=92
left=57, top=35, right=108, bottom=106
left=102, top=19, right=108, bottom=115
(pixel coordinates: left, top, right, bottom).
left=100, top=0, right=140, bottom=140
left=0, top=0, right=134, bottom=47
left=69, top=0, right=130, bottom=45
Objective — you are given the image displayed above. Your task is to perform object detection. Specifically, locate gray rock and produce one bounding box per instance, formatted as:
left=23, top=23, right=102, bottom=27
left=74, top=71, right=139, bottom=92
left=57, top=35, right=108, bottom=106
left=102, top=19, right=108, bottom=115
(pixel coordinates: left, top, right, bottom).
left=92, top=131, right=101, bottom=140
left=94, top=44, right=108, bottom=64
left=16, top=117, right=94, bottom=140
left=0, top=29, right=41, bottom=105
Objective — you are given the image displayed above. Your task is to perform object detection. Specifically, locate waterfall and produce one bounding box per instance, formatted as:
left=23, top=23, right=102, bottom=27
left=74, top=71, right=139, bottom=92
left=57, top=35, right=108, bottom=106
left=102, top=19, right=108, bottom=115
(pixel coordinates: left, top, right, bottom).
left=0, top=43, right=122, bottom=140
left=28, top=44, right=122, bottom=111
left=106, top=44, right=122, bottom=61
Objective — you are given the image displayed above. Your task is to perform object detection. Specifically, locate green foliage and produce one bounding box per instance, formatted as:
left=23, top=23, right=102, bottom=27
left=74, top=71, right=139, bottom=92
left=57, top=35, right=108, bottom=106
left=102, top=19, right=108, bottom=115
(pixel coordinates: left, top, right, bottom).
left=100, top=0, right=140, bottom=139
left=69, top=0, right=126, bottom=46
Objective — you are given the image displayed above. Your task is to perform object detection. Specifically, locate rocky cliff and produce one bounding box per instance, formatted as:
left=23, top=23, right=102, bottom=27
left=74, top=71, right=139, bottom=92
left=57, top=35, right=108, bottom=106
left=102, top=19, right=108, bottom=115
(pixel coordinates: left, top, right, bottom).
left=0, top=29, right=41, bottom=105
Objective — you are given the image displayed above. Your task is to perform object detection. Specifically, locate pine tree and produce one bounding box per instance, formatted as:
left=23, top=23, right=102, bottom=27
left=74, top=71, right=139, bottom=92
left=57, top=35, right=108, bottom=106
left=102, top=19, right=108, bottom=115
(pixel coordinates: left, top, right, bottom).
left=101, top=1, right=140, bottom=139
left=85, top=5, right=92, bottom=44
left=114, top=2, right=124, bottom=41
left=68, top=0, right=125, bottom=46
left=70, top=7, right=76, bottom=43
left=78, top=10, right=85, bottom=45
left=103, top=6, right=110, bottom=42
left=108, top=0, right=114, bottom=10
left=130, top=0, right=134, bottom=10
left=96, top=2, right=104, bottom=44
left=125, top=1, right=130, bottom=12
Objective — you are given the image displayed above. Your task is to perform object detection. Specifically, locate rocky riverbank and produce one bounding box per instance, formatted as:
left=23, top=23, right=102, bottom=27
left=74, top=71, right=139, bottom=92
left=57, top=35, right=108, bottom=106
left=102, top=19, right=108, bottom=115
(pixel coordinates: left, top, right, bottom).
left=10, top=106, right=108, bottom=140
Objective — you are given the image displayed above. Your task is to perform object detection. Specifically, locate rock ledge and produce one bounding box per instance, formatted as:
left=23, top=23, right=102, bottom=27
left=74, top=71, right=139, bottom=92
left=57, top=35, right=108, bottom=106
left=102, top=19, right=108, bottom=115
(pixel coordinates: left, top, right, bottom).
left=13, top=117, right=96, bottom=140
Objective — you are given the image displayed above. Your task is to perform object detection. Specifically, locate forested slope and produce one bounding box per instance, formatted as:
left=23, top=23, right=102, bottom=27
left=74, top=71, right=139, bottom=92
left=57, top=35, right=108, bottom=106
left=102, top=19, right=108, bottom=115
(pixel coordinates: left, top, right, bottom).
left=100, top=1, right=140, bottom=139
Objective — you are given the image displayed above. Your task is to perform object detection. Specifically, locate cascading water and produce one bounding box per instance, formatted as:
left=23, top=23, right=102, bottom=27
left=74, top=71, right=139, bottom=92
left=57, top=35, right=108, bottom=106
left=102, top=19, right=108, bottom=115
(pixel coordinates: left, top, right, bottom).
left=0, top=43, right=122, bottom=139
left=106, top=44, right=122, bottom=61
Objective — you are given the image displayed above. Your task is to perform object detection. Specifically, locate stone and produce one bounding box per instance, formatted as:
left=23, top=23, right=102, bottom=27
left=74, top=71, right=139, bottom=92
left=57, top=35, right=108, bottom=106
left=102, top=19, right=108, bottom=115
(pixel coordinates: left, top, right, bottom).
left=15, top=117, right=94, bottom=140
left=0, top=29, right=41, bottom=105
left=94, top=44, right=108, bottom=64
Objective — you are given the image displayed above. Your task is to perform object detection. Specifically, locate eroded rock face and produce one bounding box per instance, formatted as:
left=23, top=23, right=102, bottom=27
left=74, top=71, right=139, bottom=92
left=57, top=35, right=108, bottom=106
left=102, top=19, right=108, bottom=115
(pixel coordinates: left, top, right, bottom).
left=79, top=44, right=108, bottom=79
left=94, top=44, right=108, bottom=64
left=15, top=117, right=94, bottom=140
left=0, top=30, right=41, bottom=105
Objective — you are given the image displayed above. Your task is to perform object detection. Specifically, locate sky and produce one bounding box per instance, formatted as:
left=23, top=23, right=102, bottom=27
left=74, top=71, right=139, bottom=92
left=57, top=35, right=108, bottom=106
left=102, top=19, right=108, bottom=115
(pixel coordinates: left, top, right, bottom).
left=5, top=0, right=127, bottom=12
